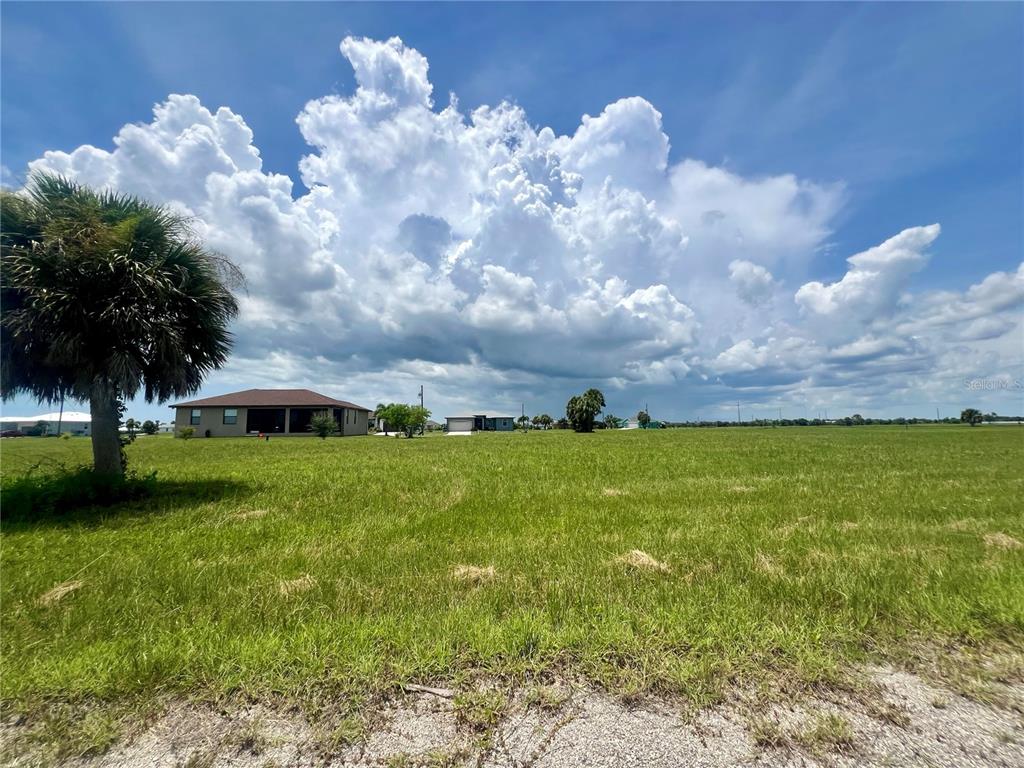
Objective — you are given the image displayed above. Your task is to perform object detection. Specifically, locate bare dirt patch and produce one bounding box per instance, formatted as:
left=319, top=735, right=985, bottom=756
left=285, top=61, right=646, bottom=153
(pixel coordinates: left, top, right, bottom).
left=4, top=665, right=1021, bottom=767
left=3, top=664, right=1023, bottom=767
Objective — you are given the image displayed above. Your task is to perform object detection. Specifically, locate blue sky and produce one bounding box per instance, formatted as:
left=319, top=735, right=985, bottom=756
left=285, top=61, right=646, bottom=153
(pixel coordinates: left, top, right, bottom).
left=3, top=2, right=1022, bottom=422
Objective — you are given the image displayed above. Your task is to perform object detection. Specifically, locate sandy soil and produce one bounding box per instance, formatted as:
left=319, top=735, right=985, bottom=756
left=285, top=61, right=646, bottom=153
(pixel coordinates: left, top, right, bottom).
left=3, top=665, right=1022, bottom=767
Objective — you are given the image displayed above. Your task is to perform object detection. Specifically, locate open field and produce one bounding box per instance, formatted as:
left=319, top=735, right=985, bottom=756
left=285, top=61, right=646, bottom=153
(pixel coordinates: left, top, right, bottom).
left=2, top=427, right=1023, bottom=764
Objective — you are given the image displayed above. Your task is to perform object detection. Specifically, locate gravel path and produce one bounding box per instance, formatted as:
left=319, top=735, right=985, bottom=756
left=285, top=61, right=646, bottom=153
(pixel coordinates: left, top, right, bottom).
left=4, top=665, right=1022, bottom=767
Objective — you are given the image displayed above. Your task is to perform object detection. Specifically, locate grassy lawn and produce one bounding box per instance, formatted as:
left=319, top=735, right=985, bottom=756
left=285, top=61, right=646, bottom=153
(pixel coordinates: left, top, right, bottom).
left=2, top=427, right=1022, bottom=714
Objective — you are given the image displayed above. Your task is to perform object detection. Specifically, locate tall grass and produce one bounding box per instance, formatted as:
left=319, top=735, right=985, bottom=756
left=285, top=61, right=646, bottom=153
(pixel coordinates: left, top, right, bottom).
left=1, top=427, right=1021, bottom=708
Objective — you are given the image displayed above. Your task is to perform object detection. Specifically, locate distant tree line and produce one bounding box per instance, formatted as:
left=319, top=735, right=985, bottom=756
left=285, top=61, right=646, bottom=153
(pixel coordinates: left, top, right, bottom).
left=660, top=411, right=1021, bottom=428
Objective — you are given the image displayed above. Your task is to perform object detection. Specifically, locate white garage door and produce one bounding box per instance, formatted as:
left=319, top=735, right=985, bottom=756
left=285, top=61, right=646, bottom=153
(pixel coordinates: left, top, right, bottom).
left=447, top=417, right=474, bottom=433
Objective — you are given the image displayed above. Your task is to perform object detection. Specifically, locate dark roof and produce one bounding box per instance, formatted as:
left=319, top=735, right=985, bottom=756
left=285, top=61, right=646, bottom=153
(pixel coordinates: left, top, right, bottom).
left=171, top=389, right=370, bottom=411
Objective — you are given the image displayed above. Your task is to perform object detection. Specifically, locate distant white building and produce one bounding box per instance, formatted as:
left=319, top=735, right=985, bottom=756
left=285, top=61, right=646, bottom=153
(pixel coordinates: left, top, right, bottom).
left=0, top=410, right=92, bottom=435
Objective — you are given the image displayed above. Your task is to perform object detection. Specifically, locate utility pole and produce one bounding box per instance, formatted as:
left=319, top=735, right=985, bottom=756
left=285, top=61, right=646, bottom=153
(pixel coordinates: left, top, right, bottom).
left=736, top=402, right=741, bottom=423
left=936, top=407, right=940, bottom=422
left=57, top=391, right=65, bottom=437
left=418, top=385, right=425, bottom=434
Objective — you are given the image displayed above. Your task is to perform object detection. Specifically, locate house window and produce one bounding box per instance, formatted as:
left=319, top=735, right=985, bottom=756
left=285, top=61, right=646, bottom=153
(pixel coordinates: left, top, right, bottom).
left=190, top=409, right=201, bottom=425
left=223, top=408, right=238, bottom=425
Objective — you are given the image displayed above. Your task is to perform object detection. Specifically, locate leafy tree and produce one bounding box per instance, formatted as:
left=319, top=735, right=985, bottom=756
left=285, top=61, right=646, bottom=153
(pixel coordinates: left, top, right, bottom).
left=389, top=404, right=411, bottom=436
left=637, top=410, right=650, bottom=427
left=555, top=417, right=570, bottom=430
left=960, top=408, right=983, bottom=426
left=1, top=172, right=240, bottom=477
left=154, top=419, right=162, bottom=433
left=375, top=403, right=429, bottom=437
left=406, top=405, right=430, bottom=437
left=124, top=418, right=139, bottom=439
left=142, top=420, right=157, bottom=435
left=984, top=411, right=997, bottom=423
left=27, top=420, right=49, bottom=437
left=309, top=411, right=337, bottom=439
left=566, top=388, right=605, bottom=433
left=533, top=413, right=553, bottom=430
left=517, top=415, right=531, bottom=430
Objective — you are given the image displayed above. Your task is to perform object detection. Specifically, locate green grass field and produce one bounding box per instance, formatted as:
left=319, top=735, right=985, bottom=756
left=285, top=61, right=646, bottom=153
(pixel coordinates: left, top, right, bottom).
left=2, top=427, right=1022, bottom=715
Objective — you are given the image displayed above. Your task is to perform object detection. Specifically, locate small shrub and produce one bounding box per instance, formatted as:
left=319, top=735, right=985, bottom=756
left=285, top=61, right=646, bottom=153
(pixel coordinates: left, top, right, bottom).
left=309, top=412, right=338, bottom=439
left=179, top=427, right=195, bottom=440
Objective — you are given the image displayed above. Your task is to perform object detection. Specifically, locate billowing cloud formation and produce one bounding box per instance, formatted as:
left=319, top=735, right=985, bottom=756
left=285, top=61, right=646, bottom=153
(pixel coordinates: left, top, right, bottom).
left=729, top=259, right=777, bottom=306
left=795, top=224, right=939, bottom=322
left=28, top=37, right=1023, bottom=417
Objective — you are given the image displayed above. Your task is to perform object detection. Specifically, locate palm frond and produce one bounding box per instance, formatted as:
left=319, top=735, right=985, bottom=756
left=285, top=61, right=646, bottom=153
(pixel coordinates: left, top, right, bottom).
left=1, top=170, right=242, bottom=405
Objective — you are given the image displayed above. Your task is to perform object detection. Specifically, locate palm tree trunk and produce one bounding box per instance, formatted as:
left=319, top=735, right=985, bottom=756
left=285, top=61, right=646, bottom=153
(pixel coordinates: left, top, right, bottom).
left=89, top=383, right=123, bottom=478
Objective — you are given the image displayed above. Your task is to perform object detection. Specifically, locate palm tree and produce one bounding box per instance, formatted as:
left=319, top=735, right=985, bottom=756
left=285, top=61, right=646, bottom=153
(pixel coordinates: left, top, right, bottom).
left=1, top=172, right=241, bottom=477
left=566, top=388, right=605, bottom=433
left=603, top=413, right=623, bottom=429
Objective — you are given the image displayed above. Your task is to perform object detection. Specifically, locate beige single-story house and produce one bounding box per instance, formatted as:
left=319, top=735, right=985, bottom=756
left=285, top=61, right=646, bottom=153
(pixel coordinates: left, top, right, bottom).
left=171, top=389, right=370, bottom=437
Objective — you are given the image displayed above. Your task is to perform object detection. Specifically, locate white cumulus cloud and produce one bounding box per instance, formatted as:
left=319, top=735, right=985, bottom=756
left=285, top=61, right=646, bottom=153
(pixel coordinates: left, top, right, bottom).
left=20, top=36, right=1022, bottom=419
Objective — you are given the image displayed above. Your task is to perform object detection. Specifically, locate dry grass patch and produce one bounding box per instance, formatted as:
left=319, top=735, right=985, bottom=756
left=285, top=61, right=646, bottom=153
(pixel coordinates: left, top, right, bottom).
left=776, top=515, right=814, bottom=538
left=615, top=549, right=671, bottom=574
left=838, top=521, right=859, bottom=532
left=601, top=487, right=624, bottom=497
left=452, top=565, right=496, bottom=585
left=754, top=552, right=783, bottom=577
left=38, top=580, right=83, bottom=606
left=233, top=508, right=269, bottom=521
left=797, top=712, right=854, bottom=754
left=984, top=532, right=1023, bottom=550
left=278, top=575, right=317, bottom=596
